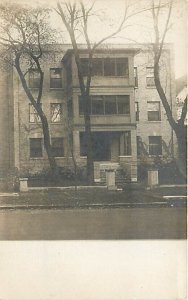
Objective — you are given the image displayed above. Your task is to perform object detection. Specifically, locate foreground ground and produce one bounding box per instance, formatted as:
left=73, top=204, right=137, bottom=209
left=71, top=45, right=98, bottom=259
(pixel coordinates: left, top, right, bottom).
left=0, top=207, right=186, bottom=240
left=0, top=186, right=186, bottom=240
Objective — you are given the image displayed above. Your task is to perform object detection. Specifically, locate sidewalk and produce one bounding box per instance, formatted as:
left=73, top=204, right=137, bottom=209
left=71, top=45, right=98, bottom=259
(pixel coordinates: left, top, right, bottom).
left=0, top=184, right=186, bottom=209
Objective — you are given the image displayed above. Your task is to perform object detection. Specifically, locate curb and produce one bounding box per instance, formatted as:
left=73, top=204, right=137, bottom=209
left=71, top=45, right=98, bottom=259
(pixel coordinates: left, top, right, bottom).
left=0, top=201, right=185, bottom=210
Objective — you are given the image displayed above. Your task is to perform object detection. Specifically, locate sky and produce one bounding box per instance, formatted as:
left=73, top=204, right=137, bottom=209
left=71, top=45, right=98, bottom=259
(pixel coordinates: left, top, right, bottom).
left=1, top=0, right=187, bottom=78
left=51, top=0, right=187, bottom=78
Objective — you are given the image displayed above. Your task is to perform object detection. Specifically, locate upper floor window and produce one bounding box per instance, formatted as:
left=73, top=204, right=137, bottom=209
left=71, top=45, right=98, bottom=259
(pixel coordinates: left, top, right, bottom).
left=146, top=67, right=155, bottom=87
left=29, top=69, right=40, bottom=88
left=29, top=104, right=41, bottom=123
left=80, top=57, right=129, bottom=77
left=134, top=67, right=138, bottom=87
left=149, top=136, right=162, bottom=155
left=50, top=68, right=62, bottom=88
left=79, top=95, right=130, bottom=115
left=135, top=102, right=139, bottom=121
left=51, top=103, right=63, bottom=123
left=147, top=101, right=161, bottom=121
left=51, top=137, right=64, bottom=157
left=30, top=138, right=42, bottom=158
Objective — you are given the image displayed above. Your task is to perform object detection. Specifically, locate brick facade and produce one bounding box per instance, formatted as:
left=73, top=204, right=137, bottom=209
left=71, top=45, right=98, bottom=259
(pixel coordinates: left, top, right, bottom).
left=0, top=44, right=176, bottom=182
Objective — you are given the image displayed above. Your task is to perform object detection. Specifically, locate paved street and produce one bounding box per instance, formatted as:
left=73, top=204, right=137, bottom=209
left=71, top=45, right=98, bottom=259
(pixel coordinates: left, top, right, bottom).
left=0, top=207, right=186, bottom=240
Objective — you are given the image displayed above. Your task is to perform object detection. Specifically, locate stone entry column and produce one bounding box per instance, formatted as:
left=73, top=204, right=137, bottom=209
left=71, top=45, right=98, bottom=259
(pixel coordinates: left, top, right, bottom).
left=106, top=169, right=117, bottom=190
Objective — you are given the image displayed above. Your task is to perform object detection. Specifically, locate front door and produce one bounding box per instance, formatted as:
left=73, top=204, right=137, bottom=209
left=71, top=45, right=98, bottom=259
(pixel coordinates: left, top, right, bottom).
left=92, top=132, right=111, bottom=161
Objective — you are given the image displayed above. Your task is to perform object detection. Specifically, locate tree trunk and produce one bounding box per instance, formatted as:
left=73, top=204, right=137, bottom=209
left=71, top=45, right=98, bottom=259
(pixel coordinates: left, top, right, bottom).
left=15, top=56, right=57, bottom=176
left=74, top=55, right=94, bottom=185
left=175, top=125, right=187, bottom=178
left=40, top=113, right=57, bottom=176
left=84, top=111, right=94, bottom=185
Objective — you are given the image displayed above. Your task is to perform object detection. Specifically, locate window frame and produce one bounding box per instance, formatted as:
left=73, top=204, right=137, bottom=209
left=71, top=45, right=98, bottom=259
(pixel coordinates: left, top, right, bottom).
left=50, top=103, right=63, bottom=123
left=148, top=136, right=162, bottom=155
left=29, top=104, right=42, bottom=123
left=134, top=67, right=138, bottom=87
left=147, top=101, right=161, bottom=121
left=50, top=68, right=63, bottom=89
left=80, top=57, right=129, bottom=77
left=79, top=95, right=130, bottom=116
left=135, top=102, right=139, bottom=121
left=146, top=67, right=155, bottom=87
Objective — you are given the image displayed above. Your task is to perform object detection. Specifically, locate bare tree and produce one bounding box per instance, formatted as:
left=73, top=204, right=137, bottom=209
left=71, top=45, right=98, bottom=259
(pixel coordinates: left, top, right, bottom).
left=0, top=3, right=58, bottom=175
left=55, top=0, right=140, bottom=185
left=151, top=0, right=187, bottom=176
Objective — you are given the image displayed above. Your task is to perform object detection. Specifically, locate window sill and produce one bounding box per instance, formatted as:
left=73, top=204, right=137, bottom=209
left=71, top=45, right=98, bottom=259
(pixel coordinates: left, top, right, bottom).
left=147, top=120, right=161, bottom=122
left=83, top=75, right=129, bottom=78
left=148, top=155, right=162, bottom=157
left=119, top=156, right=132, bottom=158
left=50, top=122, right=63, bottom=124
left=79, top=114, right=130, bottom=117
left=30, top=157, right=43, bottom=160
left=49, top=88, right=64, bottom=90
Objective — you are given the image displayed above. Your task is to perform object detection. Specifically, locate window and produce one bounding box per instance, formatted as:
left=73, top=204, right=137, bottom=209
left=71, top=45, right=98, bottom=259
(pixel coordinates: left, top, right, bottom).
left=80, top=58, right=89, bottom=77
left=80, top=57, right=129, bottom=77
left=51, top=103, right=63, bottom=123
left=147, top=101, right=161, bottom=121
left=117, top=95, right=130, bottom=114
left=137, top=136, right=142, bottom=156
left=104, top=96, right=116, bottom=115
left=149, top=136, right=162, bottom=155
left=146, top=67, right=155, bottom=87
left=79, top=95, right=130, bottom=115
left=29, top=104, right=41, bottom=123
left=104, top=58, right=115, bottom=76
left=92, top=96, right=104, bottom=115
left=80, top=132, right=87, bottom=156
left=135, top=102, right=139, bottom=121
left=92, top=58, right=103, bottom=76
left=120, top=132, right=131, bottom=156
left=104, top=57, right=128, bottom=76
left=51, top=138, right=64, bottom=157
left=30, top=138, right=42, bottom=158
left=134, top=67, right=138, bottom=87
left=50, top=68, right=62, bottom=88
left=116, top=58, right=129, bottom=76
left=29, top=69, right=40, bottom=88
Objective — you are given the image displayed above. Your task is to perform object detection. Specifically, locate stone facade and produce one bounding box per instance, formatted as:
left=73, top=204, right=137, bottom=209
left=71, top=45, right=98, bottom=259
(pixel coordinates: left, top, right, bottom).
left=0, top=44, right=176, bottom=182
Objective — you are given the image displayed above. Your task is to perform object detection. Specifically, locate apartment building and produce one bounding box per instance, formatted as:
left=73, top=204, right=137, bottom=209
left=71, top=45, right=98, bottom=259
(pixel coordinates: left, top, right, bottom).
left=0, top=44, right=176, bottom=182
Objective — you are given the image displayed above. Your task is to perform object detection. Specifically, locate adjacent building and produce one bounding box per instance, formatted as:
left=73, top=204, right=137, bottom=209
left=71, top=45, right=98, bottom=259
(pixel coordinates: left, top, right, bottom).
left=0, top=44, right=177, bottom=182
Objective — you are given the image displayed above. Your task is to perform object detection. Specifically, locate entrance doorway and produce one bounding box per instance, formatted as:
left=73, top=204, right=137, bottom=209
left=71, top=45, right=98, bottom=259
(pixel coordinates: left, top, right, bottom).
left=92, top=132, right=111, bottom=161
left=80, top=131, right=121, bottom=162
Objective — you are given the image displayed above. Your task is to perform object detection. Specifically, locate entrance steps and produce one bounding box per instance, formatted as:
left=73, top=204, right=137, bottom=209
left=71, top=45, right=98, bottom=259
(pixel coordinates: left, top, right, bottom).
left=94, top=162, right=129, bottom=186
